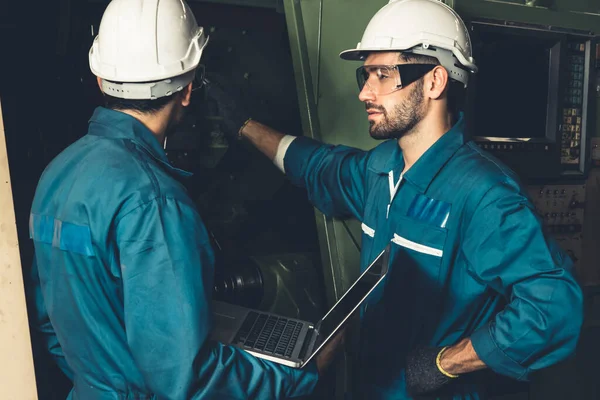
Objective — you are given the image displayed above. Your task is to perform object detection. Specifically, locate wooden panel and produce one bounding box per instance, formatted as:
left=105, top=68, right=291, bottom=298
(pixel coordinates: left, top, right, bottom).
left=0, top=98, right=38, bottom=399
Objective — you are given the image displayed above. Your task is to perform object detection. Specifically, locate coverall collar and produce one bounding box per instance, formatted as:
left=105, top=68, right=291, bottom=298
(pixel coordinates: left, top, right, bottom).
left=371, top=113, right=466, bottom=194
left=88, top=107, right=192, bottom=178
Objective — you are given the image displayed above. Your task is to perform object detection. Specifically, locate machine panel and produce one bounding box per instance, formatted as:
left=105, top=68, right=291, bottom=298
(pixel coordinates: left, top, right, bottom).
left=526, top=183, right=586, bottom=270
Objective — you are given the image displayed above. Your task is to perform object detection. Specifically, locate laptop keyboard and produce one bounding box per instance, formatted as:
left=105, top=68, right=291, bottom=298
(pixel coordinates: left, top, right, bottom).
left=234, top=311, right=303, bottom=358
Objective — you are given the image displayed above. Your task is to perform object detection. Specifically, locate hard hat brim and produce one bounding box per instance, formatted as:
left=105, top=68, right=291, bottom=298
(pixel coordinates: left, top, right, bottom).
left=340, top=47, right=401, bottom=61
left=339, top=48, right=366, bottom=61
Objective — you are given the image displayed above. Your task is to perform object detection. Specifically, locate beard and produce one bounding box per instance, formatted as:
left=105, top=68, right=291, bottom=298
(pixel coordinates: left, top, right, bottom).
left=368, top=78, right=426, bottom=140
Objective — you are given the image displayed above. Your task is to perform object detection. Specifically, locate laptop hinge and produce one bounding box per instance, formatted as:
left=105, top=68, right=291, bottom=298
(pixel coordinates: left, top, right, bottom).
left=298, top=326, right=317, bottom=361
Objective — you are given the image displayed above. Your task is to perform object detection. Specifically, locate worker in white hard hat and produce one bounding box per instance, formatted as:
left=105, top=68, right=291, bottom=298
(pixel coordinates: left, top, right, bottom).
left=28, top=0, right=343, bottom=398
left=206, top=0, right=583, bottom=398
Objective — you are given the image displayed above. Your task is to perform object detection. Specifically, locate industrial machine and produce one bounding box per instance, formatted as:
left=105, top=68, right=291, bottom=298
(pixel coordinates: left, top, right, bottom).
left=465, top=19, right=598, bottom=180
left=0, top=0, right=599, bottom=399
left=462, top=17, right=598, bottom=281
left=526, top=183, right=587, bottom=272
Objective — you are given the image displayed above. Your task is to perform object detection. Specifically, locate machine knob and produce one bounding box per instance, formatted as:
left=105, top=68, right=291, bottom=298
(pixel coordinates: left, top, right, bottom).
left=213, top=260, right=264, bottom=308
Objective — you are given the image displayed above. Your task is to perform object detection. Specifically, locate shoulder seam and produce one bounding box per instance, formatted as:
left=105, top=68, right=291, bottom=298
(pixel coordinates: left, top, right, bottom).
left=465, top=142, right=513, bottom=183
left=123, top=139, right=162, bottom=199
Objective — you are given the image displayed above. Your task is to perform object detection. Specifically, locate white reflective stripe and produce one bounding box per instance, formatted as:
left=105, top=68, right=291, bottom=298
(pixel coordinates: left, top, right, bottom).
left=387, top=171, right=403, bottom=220
left=388, top=171, right=395, bottom=201
left=361, top=223, right=375, bottom=238
left=387, top=171, right=403, bottom=203
left=273, top=135, right=297, bottom=173
left=440, top=212, right=450, bottom=229
left=392, top=233, right=443, bottom=257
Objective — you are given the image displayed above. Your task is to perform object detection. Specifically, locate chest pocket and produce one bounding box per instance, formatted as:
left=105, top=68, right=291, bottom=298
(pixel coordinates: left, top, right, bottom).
left=391, top=215, right=447, bottom=292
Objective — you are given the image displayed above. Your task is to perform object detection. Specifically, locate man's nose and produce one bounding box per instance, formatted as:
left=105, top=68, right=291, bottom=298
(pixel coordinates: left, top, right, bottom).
left=359, top=83, right=376, bottom=103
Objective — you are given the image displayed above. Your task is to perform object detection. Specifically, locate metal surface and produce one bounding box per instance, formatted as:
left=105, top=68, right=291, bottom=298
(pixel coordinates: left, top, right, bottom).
left=526, top=183, right=587, bottom=276
left=455, top=0, right=600, bottom=30
left=86, top=0, right=283, bottom=8
left=284, top=0, right=350, bottom=309
left=283, top=2, right=368, bottom=398
left=252, top=253, right=325, bottom=322
left=316, top=0, right=323, bottom=104
left=580, top=40, right=593, bottom=172
left=189, top=0, right=278, bottom=8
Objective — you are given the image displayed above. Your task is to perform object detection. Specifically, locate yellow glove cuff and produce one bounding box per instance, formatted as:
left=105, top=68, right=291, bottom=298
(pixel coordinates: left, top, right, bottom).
left=436, top=347, right=459, bottom=379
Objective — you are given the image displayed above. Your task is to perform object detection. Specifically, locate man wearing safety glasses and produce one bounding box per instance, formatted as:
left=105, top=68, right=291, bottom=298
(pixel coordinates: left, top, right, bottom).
left=207, top=0, right=583, bottom=398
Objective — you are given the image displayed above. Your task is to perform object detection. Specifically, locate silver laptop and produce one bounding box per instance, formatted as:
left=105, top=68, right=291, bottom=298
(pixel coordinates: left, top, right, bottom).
left=210, top=245, right=390, bottom=368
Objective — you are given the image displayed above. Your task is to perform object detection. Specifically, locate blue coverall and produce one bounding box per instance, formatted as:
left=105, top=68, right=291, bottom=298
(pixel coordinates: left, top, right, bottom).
left=280, top=115, right=583, bottom=399
left=29, top=107, right=318, bottom=399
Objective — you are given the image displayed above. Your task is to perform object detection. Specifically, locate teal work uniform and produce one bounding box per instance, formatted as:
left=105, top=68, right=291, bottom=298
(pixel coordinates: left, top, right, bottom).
left=282, top=115, right=583, bottom=399
left=29, top=107, right=318, bottom=399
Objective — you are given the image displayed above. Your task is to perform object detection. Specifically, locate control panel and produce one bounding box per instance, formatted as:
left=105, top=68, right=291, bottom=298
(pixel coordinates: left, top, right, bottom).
left=560, top=41, right=587, bottom=166
left=526, top=184, right=586, bottom=269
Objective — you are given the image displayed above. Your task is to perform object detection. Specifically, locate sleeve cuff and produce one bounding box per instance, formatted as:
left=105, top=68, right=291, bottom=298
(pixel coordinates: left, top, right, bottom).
left=273, top=135, right=297, bottom=173
left=470, top=323, right=529, bottom=381
left=288, top=360, right=319, bottom=397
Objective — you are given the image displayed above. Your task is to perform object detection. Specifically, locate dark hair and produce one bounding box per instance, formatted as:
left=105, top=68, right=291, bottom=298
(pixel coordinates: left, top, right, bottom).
left=398, top=52, right=465, bottom=120
left=102, top=82, right=181, bottom=114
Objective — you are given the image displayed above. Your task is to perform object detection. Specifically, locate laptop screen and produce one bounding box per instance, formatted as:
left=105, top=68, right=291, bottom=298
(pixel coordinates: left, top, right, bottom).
left=316, top=247, right=388, bottom=341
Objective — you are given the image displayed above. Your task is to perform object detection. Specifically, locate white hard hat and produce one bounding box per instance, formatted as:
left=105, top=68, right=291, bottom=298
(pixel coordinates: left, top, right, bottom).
left=89, top=0, right=209, bottom=99
left=340, top=0, right=477, bottom=87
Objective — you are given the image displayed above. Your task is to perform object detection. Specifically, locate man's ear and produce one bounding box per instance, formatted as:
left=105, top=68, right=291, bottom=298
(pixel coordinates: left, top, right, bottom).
left=181, top=82, right=193, bottom=107
left=97, top=77, right=104, bottom=93
left=426, top=66, right=449, bottom=100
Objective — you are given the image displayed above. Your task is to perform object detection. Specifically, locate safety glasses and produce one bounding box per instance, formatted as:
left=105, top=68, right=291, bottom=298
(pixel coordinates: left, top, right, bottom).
left=192, top=64, right=208, bottom=92
left=356, top=63, right=436, bottom=95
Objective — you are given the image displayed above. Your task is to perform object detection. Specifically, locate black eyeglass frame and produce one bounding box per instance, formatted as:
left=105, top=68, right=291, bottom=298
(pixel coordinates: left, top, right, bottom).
left=356, top=63, right=436, bottom=94
left=192, top=64, right=208, bottom=92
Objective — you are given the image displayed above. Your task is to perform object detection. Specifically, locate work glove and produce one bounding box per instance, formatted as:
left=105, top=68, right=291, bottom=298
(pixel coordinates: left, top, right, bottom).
left=405, top=346, right=458, bottom=397
left=203, top=73, right=251, bottom=142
